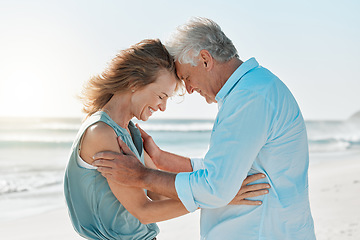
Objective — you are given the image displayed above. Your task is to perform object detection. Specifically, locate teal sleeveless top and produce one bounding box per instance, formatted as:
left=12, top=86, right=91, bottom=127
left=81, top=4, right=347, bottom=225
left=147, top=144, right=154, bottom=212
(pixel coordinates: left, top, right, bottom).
left=64, top=111, right=159, bottom=240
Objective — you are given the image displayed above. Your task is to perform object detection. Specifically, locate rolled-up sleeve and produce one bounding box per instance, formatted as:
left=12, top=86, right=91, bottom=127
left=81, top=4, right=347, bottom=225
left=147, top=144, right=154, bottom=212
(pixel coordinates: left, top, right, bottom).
left=190, top=157, right=205, bottom=171
left=175, top=90, right=272, bottom=211
left=175, top=172, right=198, bottom=212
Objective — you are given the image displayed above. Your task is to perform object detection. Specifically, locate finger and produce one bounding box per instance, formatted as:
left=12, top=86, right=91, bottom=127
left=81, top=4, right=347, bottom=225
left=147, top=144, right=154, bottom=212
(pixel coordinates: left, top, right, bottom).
left=136, top=124, right=150, bottom=138
left=117, top=137, right=136, bottom=155
left=239, top=189, right=269, bottom=199
left=93, top=151, right=121, bottom=161
left=96, top=166, right=113, bottom=174
left=242, top=173, right=266, bottom=186
left=242, top=183, right=271, bottom=192
left=136, top=124, right=145, bottom=143
left=236, top=199, right=263, bottom=206
left=93, top=160, right=116, bottom=168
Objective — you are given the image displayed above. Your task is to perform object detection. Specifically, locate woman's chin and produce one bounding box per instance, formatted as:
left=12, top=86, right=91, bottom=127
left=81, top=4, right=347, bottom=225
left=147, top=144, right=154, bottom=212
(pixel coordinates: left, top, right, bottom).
left=140, top=115, right=150, bottom=122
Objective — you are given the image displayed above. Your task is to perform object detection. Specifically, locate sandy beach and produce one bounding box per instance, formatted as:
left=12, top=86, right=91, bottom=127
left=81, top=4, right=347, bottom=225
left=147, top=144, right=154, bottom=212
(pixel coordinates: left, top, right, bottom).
left=1, top=150, right=359, bottom=240
left=308, top=151, right=360, bottom=240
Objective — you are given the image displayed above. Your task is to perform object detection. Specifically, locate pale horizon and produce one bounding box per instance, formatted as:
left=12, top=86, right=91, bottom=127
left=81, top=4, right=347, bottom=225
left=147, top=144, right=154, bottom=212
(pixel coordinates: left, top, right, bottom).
left=1, top=0, right=359, bottom=121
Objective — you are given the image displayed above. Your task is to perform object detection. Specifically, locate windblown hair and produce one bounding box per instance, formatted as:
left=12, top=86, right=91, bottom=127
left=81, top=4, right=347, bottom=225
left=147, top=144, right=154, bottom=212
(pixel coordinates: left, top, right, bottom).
left=80, top=39, right=182, bottom=117
left=166, top=17, right=239, bottom=66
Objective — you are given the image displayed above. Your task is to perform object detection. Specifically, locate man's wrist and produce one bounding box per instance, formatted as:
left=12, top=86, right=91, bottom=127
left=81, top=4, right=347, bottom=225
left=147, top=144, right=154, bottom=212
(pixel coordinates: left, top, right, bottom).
left=140, top=167, right=179, bottom=200
left=140, top=167, right=157, bottom=189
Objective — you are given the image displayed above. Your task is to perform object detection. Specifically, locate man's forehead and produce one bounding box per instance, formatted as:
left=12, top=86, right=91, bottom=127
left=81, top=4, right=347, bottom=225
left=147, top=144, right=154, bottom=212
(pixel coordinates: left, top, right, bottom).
left=175, top=61, right=185, bottom=78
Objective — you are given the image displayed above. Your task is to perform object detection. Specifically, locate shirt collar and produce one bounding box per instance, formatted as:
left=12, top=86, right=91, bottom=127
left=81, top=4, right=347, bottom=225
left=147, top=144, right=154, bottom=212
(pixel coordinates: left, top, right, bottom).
left=215, top=57, right=259, bottom=103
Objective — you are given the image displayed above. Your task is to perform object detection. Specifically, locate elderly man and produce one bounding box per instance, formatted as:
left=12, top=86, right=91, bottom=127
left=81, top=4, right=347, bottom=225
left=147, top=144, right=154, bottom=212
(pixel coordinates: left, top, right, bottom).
left=94, top=17, right=316, bottom=239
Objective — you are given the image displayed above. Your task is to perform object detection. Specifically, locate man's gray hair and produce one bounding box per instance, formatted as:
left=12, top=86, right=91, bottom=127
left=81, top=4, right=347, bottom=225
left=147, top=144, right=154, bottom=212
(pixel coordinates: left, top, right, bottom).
left=165, top=17, right=239, bottom=66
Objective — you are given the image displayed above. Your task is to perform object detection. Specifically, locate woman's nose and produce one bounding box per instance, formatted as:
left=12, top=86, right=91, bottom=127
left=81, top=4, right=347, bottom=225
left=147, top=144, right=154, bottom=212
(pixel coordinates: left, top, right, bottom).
left=159, top=100, right=167, bottom=112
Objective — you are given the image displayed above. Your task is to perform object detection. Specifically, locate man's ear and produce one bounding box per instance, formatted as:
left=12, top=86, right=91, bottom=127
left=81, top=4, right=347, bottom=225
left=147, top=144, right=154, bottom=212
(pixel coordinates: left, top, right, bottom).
left=199, top=49, right=213, bottom=71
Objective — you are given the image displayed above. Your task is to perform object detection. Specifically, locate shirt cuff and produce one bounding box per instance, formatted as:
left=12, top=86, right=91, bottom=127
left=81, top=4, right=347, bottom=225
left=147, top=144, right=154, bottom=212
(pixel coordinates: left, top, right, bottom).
left=190, top=158, right=205, bottom=171
left=175, top=172, right=198, bottom=212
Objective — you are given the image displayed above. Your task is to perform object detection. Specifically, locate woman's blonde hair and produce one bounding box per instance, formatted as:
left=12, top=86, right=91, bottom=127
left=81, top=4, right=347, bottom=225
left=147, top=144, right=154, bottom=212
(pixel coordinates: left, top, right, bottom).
left=81, top=39, right=182, bottom=117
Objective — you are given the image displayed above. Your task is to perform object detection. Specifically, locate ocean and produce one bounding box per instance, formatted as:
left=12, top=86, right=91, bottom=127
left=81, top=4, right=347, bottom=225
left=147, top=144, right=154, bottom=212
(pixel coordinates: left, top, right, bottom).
left=0, top=116, right=359, bottom=222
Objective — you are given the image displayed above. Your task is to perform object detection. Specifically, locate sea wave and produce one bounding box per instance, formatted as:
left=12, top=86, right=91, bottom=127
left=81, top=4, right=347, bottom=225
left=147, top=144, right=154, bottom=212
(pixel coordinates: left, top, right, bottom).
left=0, top=136, right=74, bottom=148
left=1, top=117, right=360, bottom=152
left=308, top=138, right=359, bottom=152
left=0, top=117, right=81, bottom=130
left=1, top=117, right=360, bottom=200
left=306, top=120, right=360, bottom=152
left=0, top=169, right=64, bottom=195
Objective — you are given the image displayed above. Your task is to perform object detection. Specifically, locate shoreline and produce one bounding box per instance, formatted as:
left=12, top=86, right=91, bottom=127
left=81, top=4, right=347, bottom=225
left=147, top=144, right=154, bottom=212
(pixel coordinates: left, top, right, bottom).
left=1, top=150, right=359, bottom=240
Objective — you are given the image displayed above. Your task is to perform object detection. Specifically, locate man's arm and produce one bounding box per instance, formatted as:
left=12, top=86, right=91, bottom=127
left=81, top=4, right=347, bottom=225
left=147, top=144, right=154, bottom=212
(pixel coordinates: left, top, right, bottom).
left=93, top=144, right=269, bottom=204
left=174, top=91, right=272, bottom=211
left=94, top=92, right=272, bottom=211
left=144, top=150, right=174, bottom=201
left=93, top=139, right=182, bottom=200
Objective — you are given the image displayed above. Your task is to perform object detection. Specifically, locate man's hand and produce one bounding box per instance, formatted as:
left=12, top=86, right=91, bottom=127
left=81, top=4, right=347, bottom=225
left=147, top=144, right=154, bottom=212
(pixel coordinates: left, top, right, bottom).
left=229, top=173, right=270, bottom=205
left=93, top=137, right=148, bottom=187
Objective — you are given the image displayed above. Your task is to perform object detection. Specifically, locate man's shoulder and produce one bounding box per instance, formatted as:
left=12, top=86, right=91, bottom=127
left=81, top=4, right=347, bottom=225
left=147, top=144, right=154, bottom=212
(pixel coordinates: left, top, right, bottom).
left=238, top=66, right=280, bottom=91
left=233, top=66, right=295, bottom=104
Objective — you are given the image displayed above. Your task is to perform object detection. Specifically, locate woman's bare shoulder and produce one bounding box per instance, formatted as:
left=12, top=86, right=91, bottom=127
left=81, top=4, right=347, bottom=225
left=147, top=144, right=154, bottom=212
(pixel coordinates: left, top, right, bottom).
left=86, top=122, right=116, bottom=138
left=80, top=122, right=120, bottom=164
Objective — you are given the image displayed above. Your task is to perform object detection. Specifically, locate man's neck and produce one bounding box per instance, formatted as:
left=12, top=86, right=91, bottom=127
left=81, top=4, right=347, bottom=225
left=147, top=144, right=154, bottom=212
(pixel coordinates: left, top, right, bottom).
left=222, top=58, right=243, bottom=83
left=214, top=58, right=243, bottom=95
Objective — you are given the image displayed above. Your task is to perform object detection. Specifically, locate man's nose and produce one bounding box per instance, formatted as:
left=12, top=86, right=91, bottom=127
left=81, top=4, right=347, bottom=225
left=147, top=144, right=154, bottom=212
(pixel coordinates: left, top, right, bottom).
left=185, top=82, right=194, bottom=94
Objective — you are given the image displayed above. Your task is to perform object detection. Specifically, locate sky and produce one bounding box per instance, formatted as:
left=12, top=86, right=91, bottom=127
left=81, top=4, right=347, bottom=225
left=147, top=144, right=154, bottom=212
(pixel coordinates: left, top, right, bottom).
left=0, top=0, right=359, bottom=120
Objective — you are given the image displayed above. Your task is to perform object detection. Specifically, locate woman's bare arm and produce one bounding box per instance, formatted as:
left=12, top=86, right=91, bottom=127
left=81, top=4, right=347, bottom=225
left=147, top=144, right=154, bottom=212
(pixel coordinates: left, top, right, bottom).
left=80, top=122, right=189, bottom=224
left=144, top=151, right=169, bottom=201
left=137, top=124, right=192, bottom=173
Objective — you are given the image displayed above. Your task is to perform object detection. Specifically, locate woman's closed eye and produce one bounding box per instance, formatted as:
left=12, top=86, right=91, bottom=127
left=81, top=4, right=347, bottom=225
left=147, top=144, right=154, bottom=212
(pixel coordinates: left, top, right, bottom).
left=159, top=92, right=169, bottom=100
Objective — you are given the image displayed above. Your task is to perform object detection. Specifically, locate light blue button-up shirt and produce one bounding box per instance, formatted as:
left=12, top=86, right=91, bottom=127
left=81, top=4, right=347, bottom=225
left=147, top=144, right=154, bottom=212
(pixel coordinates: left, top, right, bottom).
left=175, top=58, right=315, bottom=239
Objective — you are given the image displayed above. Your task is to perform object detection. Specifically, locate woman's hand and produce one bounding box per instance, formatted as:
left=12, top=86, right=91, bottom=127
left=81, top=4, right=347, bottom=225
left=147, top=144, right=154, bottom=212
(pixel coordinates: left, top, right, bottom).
left=136, top=124, right=162, bottom=166
left=137, top=124, right=194, bottom=173
left=229, top=173, right=270, bottom=205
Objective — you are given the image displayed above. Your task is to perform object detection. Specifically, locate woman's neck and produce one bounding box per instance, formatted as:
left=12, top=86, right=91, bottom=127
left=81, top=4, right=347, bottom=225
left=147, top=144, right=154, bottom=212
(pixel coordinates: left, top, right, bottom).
left=102, top=92, right=133, bottom=129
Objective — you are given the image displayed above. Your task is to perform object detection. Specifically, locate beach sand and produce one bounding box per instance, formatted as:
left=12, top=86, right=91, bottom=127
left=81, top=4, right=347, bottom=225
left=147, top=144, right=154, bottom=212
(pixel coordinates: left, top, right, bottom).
left=2, top=151, right=359, bottom=240
left=308, top=151, right=360, bottom=240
